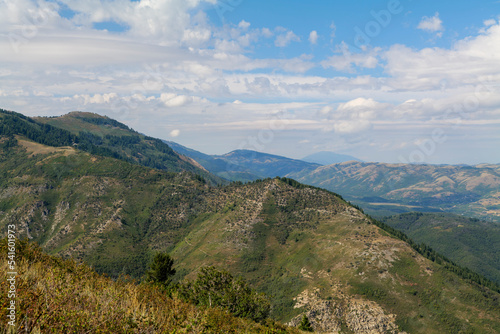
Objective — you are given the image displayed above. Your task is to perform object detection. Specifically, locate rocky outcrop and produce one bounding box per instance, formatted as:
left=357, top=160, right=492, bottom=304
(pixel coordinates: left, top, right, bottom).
left=288, top=287, right=406, bottom=334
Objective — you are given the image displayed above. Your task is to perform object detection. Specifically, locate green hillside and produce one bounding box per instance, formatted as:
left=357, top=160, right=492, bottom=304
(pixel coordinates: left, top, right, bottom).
left=381, top=212, right=500, bottom=283
left=1, top=110, right=500, bottom=333
left=1, top=135, right=499, bottom=333
left=0, top=109, right=223, bottom=185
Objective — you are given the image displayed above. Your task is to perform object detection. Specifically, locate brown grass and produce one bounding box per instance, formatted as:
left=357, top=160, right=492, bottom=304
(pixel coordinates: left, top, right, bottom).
left=0, top=239, right=301, bottom=334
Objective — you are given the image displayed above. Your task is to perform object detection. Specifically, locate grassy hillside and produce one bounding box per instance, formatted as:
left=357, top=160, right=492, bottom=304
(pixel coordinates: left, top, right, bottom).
left=0, top=239, right=299, bottom=333
left=0, top=109, right=223, bottom=185
left=288, top=161, right=500, bottom=222
left=381, top=212, right=500, bottom=283
left=1, top=135, right=499, bottom=333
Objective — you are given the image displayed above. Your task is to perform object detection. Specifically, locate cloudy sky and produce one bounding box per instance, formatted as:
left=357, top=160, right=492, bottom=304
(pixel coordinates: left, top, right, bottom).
left=1, top=0, right=499, bottom=164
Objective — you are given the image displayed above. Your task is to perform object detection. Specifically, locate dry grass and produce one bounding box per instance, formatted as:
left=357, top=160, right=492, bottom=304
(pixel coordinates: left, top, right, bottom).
left=0, top=239, right=300, bottom=334
left=16, top=137, right=76, bottom=157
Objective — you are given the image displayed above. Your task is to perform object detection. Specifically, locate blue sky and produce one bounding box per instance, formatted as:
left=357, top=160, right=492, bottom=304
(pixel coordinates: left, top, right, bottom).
left=0, top=0, right=499, bottom=164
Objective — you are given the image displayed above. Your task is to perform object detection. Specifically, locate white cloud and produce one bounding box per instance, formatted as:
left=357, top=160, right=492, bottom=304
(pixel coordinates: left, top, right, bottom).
left=160, top=93, right=194, bottom=107
left=385, top=22, right=500, bottom=90
left=332, top=120, right=372, bottom=134
left=337, top=97, right=384, bottom=111
left=238, top=20, right=250, bottom=30
left=484, top=19, right=497, bottom=27
left=170, top=129, right=180, bottom=137
left=417, top=12, right=444, bottom=35
left=321, top=43, right=380, bottom=72
left=330, top=21, right=336, bottom=40
left=309, top=30, right=318, bottom=45
left=275, top=30, right=300, bottom=47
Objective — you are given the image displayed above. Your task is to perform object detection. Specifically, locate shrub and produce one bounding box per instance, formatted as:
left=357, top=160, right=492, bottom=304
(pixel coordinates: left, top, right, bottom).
left=146, top=252, right=176, bottom=287
left=178, top=266, right=271, bottom=322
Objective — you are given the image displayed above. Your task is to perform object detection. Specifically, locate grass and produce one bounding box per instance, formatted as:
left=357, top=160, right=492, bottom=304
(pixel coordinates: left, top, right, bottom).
left=0, top=239, right=301, bottom=333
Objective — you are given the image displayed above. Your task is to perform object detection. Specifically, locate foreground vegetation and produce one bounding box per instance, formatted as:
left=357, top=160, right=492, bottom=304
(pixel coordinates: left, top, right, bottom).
left=0, top=239, right=299, bottom=333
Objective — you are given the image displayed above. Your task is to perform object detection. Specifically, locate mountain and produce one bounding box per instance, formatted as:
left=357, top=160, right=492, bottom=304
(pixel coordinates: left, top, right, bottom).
left=1, top=121, right=500, bottom=332
left=287, top=161, right=500, bottom=222
left=17, top=110, right=224, bottom=185
left=213, top=149, right=321, bottom=179
left=164, top=141, right=262, bottom=182
left=302, top=151, right=361, bottom=165
left=381, top=212, right=500, bottom=283
left=164, top=143, right=321, bottom=182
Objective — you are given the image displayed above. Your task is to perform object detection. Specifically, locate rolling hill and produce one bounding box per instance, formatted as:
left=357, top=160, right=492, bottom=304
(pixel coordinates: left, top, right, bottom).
left=1, top=111, right=500, bottom=332
left=287, top=161, right=500, bottom=222
left=10, top=109, right=224, bottom=185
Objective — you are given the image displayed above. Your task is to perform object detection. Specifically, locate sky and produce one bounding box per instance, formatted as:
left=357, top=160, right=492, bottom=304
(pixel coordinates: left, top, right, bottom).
left=1, top=0, right=500, bottom=164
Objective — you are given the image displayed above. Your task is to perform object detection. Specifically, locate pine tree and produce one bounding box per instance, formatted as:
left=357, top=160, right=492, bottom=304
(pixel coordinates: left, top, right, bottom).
left=146, top=252, right=176, bottom=286
left=298, top=314, right=313, bottom=332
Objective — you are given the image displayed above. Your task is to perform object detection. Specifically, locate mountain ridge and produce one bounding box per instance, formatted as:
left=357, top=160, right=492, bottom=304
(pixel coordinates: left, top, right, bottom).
left=2, top=109, right=500, bottom=333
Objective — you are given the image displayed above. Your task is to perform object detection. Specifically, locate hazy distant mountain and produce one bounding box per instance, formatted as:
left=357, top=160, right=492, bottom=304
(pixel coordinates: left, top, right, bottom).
left=214, top=149, right=321, bottom=179
left=302, top=151, right=361, bottom=165
left=165, top=143, right=321, bottom=182
left=288, top=161, right=500, bottom=221
left=164, top=142, right=262, bottom=182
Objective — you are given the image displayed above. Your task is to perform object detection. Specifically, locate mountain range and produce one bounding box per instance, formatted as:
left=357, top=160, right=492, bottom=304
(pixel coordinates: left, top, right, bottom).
left=1, top=109, right=500, bottom=333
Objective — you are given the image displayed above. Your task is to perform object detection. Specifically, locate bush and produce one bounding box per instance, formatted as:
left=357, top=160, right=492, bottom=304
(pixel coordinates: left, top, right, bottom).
left=146, top=252, right=176, bottom=287
left=298, top=314, right=313, bottom=332
left=178, top=266, right=271, bottom=322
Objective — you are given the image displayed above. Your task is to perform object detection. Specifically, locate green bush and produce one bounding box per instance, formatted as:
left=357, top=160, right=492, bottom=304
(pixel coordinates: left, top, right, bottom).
left=178, top=266, right=271, bottom=322
left=146, top=252, right=176, bottom=287
left=298, top=314, right=313, bottom=332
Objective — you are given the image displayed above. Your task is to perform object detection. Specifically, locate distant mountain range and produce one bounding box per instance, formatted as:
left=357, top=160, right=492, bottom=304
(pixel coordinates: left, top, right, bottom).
left=288, top=161, right=500, bottom=222
left=166, top=140, right=500, bottom=222
left=165, top=141, right=321, bottom=182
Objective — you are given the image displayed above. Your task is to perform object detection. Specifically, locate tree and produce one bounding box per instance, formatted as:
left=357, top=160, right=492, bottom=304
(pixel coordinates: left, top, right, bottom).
left=146, top=252, right=176, bottom=287
left=178, top=266, right=270, bottom=322
left=298, top=314, right=313, bottom=332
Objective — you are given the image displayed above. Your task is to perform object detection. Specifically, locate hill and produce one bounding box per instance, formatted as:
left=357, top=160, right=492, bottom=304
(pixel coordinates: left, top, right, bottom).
left=0, top=239, right=299, bottom=333
left=287, top=161, right=500, bottom=221
left=1, top=110, right=500, bottom=333
left=301, top=151, right=361, bottom=165
left=0, top=135, right=499, bottom=332
left=0, top=109, right=222, bottom=185
left=381, top=212, right=500, bottom=283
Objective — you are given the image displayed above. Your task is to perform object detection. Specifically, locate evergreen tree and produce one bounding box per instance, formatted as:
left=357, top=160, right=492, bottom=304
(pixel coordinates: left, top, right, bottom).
left=298, top=314, right=313, bottom=332
left=146, top=252, right=176, bottom=286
